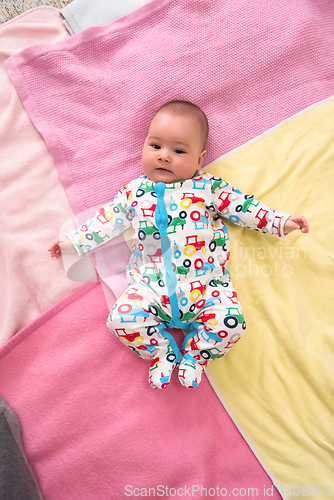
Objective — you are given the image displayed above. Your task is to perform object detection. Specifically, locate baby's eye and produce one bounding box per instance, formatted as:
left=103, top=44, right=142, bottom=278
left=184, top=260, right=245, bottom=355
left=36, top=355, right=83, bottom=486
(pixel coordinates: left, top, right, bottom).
left=151, top=144, right=161, bottom=150
left=175, top=149, right=185, bottom=154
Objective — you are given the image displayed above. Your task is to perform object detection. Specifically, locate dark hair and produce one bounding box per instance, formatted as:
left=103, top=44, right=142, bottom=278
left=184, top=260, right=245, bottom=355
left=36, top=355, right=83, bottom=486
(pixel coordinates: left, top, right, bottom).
left=154, top=100, right=209, bottom=149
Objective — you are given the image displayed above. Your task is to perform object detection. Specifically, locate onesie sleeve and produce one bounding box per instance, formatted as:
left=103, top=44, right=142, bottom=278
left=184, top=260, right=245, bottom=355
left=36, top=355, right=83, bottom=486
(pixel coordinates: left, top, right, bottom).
left=66, top=183, right=133, bottom=256
left=211, top=177, right=291, bottom=239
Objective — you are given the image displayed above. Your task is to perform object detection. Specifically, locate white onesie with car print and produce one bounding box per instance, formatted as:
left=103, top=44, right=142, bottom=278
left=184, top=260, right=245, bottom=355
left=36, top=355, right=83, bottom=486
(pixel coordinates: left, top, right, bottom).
left=67, top=172, right=290, bottom=389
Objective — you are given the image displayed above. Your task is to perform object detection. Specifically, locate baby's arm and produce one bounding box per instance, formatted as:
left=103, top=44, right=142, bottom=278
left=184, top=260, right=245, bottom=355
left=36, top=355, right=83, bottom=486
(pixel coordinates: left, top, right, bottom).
left=211, top=180, right=288, bottom=238
left=211, top=177, right=309, bottom=238
left=49, top=183, right=132, bottom=259
left=284, top=215, right=309, bottom=234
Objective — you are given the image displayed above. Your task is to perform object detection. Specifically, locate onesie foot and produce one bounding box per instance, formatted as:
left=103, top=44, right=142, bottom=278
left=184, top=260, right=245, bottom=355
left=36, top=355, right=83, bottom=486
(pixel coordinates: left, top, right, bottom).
left=148, top=355, right=177, bottom=389
left=178, top=356, right=205, bottom=388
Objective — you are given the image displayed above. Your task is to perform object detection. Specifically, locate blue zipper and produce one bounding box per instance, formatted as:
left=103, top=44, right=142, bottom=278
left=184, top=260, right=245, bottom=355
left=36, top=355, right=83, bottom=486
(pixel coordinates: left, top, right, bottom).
left=154, top=183, right=198, bottom=362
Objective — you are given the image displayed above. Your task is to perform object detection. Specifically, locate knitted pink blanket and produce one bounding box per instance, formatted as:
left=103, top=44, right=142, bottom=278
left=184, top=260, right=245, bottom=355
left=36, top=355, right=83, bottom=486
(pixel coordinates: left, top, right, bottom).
left=5, top=0, right=334, bottom=300
left=5, top=0, right=334, bottom=215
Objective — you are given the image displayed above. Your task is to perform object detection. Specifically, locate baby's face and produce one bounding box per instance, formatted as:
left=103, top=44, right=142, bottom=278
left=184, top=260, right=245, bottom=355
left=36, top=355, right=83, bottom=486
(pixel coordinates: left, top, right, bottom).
left=141, top=111, right=206, bottom=184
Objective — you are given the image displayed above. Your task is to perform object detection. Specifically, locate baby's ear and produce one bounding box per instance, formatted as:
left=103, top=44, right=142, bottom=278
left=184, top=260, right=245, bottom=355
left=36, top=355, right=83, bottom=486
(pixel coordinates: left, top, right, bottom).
left=198, top=150, right=207, bottom=166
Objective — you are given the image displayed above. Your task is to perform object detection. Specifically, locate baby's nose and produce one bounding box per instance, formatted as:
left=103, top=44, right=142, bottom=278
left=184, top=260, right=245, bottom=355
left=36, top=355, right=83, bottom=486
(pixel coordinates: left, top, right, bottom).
left=158, top=149, right=170, bottom=162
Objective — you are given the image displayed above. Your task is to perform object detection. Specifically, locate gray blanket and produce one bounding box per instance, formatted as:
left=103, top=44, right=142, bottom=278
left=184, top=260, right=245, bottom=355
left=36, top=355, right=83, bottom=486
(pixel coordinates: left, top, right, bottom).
left=0, top=398, right=43, bottom=500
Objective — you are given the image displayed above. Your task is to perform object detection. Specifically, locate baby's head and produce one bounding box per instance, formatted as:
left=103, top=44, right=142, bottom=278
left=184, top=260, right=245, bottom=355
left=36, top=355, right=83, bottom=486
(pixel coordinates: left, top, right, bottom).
left=141, top=100, right=208, bottom=183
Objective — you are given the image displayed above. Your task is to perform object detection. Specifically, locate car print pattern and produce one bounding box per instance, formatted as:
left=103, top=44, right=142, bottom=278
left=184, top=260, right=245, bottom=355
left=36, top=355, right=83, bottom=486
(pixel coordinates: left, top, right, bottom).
left=68, top=172, right=290, bottom=388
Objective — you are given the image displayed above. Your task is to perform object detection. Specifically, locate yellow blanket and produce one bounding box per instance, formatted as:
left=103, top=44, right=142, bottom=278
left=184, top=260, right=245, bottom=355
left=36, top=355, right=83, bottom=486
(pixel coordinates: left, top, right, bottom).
left=205, top=96, right=334, bottom=499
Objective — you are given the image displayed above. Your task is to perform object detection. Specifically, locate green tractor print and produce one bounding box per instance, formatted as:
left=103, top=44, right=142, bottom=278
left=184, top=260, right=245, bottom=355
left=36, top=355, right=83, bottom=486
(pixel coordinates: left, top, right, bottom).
left=138, top=220, right=161, bottom=241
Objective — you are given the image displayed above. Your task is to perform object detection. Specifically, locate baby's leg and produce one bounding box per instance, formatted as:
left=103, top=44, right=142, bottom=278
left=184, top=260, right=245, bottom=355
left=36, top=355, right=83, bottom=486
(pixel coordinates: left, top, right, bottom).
left=107, top=285, right=177, bottom=389
left=179, top=282, right=247, bottom=388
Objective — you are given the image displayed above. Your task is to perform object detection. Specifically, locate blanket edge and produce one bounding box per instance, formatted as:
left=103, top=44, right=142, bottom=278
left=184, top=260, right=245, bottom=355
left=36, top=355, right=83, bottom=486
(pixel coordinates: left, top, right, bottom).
left=0, top=282, right=99, bottom=361
left=205, top=371, right=288, bottom=500
left=3, top=0, right=173, bottom=67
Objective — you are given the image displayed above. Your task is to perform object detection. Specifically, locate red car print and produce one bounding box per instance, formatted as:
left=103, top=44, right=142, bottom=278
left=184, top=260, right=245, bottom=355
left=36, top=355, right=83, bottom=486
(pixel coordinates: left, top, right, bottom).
left=255, top=208, right=270, bottom=229
left=125, top=289, right=144, bottom=302
left=161, top=295, right=171, bottom=306
left=184, top=235, right=206, bottom=256
left=181, top=193, right=205, bottom=208
left=116, top=328, right=141, bottom=343
left=218, top=190, right=235, bottom=211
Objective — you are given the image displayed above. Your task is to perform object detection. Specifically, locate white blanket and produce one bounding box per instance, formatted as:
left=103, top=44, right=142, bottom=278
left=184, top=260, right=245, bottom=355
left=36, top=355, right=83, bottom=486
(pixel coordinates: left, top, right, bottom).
left=60, top=0, right=153, bottom=34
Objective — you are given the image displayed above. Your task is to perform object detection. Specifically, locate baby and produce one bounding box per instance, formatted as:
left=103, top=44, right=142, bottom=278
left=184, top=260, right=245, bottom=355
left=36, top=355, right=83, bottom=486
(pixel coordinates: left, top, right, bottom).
left=49, top=100, right=309, bottom=389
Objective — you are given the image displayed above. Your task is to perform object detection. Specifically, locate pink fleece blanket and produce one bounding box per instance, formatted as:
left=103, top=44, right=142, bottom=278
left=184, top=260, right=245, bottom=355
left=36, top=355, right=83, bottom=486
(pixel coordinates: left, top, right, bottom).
left=0, top=283, right=282, bottom=499
left=0, top=8, right=82, bottom=346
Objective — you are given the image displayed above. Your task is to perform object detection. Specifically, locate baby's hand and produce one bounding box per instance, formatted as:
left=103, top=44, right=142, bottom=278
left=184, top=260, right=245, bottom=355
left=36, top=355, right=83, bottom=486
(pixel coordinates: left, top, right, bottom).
left=284, top=215, right=309, bottom=235
left=48, top=238, right=75, bottom=258
left=49, top=239, right=62, bottom=258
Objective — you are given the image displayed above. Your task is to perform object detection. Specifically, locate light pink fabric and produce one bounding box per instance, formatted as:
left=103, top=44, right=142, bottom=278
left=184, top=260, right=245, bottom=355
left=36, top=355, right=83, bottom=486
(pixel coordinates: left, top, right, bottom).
left=0, top=9, right=83, bottom=346
left=0, top=283, right=282, bottom=499
left=4, top=0, right=334, bottom=215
